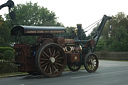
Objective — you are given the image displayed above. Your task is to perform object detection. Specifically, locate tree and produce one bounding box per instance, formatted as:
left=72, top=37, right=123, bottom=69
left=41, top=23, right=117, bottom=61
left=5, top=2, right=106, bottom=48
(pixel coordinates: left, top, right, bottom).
left=0, top=15, right=11, bottom=46
left=6, top=2, right=61, bottom=26
left=95, top=38, right=106, bottom=51
left=107, top=26, right=128, bottom=52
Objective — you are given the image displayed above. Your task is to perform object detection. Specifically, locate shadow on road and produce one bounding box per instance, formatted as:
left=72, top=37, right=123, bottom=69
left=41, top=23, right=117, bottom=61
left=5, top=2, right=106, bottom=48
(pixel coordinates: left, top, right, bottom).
left=21, top=70, right=95, bottom=80
left=22, top=75, right=45, bottom=79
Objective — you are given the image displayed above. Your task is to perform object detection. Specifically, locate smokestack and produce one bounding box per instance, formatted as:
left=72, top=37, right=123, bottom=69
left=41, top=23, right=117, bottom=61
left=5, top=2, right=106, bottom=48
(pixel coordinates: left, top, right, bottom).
left=77, top=24, right=82, bottom=40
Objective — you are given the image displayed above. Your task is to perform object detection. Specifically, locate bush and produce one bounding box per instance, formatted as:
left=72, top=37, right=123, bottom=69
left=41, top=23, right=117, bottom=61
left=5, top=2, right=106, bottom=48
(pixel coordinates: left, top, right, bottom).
left=0, top=53, right=3, bottom=59
left=4, top=50, right=14, bottom=60
left=0, top=60, right=18, bottom=74
left=0, top=47, right=14, bottom=54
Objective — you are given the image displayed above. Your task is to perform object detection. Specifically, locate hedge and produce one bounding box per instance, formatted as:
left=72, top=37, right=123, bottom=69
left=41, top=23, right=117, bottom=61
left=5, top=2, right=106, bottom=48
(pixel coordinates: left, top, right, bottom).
left=0, top=60, right=18, bottom=74
left=0, top=47, right=14, bottom=54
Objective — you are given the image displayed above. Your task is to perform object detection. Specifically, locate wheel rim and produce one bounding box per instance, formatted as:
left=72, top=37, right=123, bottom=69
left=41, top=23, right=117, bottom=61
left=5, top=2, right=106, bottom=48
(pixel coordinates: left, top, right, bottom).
left=68, top=62, right=81, bottom=72
left=84, top=54, right=99, bottom=73
left=36, top=43, right=66, bottom=77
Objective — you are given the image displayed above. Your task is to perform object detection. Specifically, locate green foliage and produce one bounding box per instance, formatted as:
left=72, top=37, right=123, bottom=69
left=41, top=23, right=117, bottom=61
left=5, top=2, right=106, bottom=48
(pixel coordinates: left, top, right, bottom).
left=0, top=47, right=14, bottom=54
left=64, top=27, right=77, bottom=38
left=4, top=50, right=14, bottom=60
left=95, top=38, right=106, bottom=51
left=0, top=16, right=11, bottom=46
left=81, top=29, right=87, bottom=40
left=0, top=60, right=17, bottom=74
left=107, top=27, right=128, bottom=52
left=0, top=36, right=4, bottom=43
left=10, top=2, right=59, bottom=26
left=0, top=53, right=4, bottom=59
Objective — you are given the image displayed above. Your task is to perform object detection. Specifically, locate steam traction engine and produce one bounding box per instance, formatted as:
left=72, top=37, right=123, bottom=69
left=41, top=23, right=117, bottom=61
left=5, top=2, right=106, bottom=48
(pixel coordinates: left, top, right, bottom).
left=0, top=0, right=111, bottom=77
left=11, top=15, right=111, bottom=77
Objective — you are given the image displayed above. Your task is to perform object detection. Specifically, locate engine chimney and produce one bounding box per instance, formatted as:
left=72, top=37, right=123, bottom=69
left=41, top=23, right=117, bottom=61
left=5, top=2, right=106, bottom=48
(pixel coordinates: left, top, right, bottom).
left=77, top=24, right=82, bottom=40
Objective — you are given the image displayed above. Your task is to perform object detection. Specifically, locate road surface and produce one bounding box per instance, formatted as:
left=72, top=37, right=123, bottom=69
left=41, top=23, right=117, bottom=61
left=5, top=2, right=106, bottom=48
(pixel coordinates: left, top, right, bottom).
left=0, top=60, right=128, bottom=85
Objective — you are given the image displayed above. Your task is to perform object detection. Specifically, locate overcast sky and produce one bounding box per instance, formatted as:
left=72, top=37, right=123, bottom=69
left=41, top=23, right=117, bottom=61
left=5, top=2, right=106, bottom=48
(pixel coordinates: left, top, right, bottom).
left=0, top=0, right=128, bottom=33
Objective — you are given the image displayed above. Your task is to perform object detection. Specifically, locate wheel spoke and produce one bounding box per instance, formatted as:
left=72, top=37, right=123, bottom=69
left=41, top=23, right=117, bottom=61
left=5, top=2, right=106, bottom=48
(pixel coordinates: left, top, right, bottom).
left=54, top=51, right=60, bottom=58
left=49, top=66, right=52, bottom=74
left=43, top=51, right=50, bottom=58
left=54, top=55, right=59, bottom=58
left=41, top=62, right=49, bottom=67
left=40, top=58, right=49, bottom=61
left=55, top=62, right=63, bottom=66
left=41, top=54, right=46, bottom=58
left=52, top=65, right=58, bottom=73
left=54, top=63, right=59, bottom=69
left=52, top=47, right=56, bottom=57
left=44, top=65, right=47, bottom=71
left=49, top=48, right=52, bottom=56
left=40, top=60, right=47, bottom=64
left=46, top=64, right=51, bottom=74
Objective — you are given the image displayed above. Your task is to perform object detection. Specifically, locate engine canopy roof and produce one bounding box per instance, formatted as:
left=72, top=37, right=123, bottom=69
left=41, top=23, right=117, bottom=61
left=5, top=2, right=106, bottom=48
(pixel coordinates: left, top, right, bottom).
left=11, top=25, right=66, bottom=36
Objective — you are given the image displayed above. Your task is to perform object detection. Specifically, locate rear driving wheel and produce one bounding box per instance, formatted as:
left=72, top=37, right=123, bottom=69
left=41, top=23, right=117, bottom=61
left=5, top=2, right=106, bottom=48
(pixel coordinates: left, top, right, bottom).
left=36, top=43, right=66, bottom=77
left=84, top=53, right=99, bottom=73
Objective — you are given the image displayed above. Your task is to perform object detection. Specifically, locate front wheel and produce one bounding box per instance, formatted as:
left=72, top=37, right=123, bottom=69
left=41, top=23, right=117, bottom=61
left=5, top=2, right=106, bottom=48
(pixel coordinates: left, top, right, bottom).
left=84, top=53, right=99, bottom=73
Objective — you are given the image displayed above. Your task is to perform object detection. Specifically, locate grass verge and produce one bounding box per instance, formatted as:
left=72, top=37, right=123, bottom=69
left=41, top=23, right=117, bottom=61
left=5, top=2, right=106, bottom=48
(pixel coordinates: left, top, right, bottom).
left=0, top=72, right=28, bottom=78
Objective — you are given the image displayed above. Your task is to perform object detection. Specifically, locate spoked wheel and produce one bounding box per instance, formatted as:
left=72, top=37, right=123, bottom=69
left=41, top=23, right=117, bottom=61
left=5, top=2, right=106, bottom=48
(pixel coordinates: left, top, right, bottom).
left=84, top=53, right=99, bottom=73
left=36, top=43, right=67, bottom=77
left=68, top=62, right=81, bottom=72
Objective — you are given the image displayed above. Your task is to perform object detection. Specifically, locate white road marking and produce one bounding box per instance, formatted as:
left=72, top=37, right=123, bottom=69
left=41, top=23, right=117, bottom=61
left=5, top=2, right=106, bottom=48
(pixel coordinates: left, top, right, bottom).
left=71, top=70, right=128, bottom=79
left=20, top=84, right=24, bottom=85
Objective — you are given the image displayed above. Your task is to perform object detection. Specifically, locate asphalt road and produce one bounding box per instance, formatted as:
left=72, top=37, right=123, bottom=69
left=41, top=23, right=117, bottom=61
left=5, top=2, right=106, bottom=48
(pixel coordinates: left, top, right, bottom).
left=0, top=60, right=128, bottom=85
